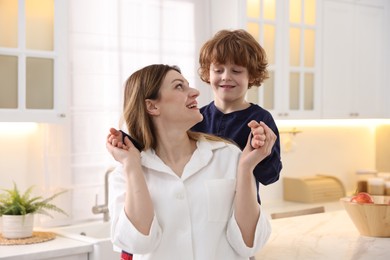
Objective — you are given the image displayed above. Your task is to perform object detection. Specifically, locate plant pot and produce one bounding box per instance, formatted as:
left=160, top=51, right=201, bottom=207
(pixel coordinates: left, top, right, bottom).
left=1, top=214, right=34, bottom=239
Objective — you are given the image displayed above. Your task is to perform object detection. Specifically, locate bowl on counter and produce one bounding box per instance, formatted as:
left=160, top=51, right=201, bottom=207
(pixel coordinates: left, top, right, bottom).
left=340, top=195, right=390, bottom=237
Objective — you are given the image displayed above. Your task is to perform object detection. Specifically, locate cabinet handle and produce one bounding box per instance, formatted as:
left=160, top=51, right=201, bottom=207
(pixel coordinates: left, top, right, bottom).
left=58, top=113, right=66, bottom=118
left=349, top=112, right=359, bottom=117
left=277, top=112, right=289, bottom=117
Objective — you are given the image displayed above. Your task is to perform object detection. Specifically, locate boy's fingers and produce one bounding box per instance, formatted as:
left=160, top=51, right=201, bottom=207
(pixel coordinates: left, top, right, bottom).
left=124, top=136, right=135, bottom=149
left=247, top=120, right=260, bottom=128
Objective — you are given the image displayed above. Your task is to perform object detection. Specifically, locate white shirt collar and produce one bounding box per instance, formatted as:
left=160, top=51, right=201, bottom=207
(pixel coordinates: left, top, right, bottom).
left=141, top=136, right=228, bottom=180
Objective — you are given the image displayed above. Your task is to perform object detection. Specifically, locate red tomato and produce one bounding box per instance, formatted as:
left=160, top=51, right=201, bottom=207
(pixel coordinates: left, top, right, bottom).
left=350, top=192, right=374, bottom=204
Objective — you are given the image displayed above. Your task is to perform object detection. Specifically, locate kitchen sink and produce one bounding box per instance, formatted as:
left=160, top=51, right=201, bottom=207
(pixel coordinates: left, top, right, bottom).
left=53, top=221, right=120, bottom=260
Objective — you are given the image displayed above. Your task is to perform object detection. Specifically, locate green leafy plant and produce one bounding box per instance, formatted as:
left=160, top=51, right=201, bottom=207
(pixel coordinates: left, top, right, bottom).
left=0, top=182, right=68, bottom=218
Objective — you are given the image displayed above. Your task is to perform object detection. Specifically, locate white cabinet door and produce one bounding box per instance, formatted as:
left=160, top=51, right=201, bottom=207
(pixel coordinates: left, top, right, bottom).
left=352, top=4, right=385, bottom=118
left=242, top=0, right=321, bottom=119
left=322, top=0, right=385, bottom=118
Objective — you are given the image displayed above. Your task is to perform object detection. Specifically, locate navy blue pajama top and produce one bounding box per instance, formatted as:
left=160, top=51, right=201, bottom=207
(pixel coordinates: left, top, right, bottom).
left=191, top=101, right=282, bottom=187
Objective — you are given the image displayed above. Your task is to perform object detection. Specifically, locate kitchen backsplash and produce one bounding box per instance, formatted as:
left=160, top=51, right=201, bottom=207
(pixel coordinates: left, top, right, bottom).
left=376, top=125, right=390, bottom=172
left=1, top=122, right=389, bottom=225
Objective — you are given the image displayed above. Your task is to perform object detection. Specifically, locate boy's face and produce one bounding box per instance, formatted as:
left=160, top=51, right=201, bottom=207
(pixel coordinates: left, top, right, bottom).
left=209, top=62, right=250, bottom=104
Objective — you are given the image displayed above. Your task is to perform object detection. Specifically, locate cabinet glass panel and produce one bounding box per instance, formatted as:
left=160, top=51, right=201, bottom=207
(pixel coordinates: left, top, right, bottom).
left=289, top=27, right=301, bottom=66
left=263, top=71, right=275, bottom=109
left=304, top=73, right=314, bottom=110
left=26, top=57, right=53, bottom=109
left=263, top=0, right=275, bottom=20
left=304, top=29, right=315, bottom=67
left=0, top=55, right=18, bottom=108
left=25, top=0, right=54, bottom=51
left=264, top=24, right=275, bottom=64
left=290, top=0, right=301, bottom=23
left=0, top=0, right=18, bottom=48
left=304, top=0, right=316, bottom=25
left=247, top=0, right=260, bottom=18
left=289, top=72, right=299, bottom=110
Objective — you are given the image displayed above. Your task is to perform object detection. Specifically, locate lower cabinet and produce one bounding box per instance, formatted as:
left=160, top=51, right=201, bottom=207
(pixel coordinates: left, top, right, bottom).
left=51, top=254, right=89, bottom=260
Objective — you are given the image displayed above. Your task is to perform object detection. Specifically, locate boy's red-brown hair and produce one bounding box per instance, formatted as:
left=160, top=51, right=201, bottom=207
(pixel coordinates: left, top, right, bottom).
left=198, top=29, right=269, bottom=88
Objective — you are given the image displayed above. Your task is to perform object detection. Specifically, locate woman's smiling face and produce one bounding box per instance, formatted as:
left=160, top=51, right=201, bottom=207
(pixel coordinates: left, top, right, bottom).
left=150, top=69, right=203, bottom=128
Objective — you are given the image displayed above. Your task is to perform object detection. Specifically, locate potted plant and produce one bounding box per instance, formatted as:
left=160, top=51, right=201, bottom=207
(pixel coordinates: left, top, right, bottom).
left=0, top=182, right=68, bottom=239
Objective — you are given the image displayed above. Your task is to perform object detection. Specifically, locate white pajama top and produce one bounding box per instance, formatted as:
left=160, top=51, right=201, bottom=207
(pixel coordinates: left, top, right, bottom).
left=108, top=138, right=271, bottom=260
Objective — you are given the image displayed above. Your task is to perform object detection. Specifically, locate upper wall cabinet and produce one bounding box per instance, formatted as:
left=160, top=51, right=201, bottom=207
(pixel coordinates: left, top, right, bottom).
left=235, top=0, right=389, bottom=119
left=242, top=0, right=322, bottom=119
left=0, top=0, right=67, bottom=122
left=322, top=0, right=386, bottom=119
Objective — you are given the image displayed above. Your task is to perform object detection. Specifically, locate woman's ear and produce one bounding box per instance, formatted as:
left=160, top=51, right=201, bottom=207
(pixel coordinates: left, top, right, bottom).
left=145, top=99, right=160, bottom=116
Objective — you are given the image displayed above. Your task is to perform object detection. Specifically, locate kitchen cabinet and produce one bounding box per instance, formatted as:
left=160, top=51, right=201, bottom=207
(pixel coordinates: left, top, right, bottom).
left=322, top=0, right=387, bottom=118
left=242, top=0, right=322, bottom=119
left=44, top=255, right=88, bottom=260
left=0, top=0, right=68, bottom=123
left=233, top=0, right=388, bottom=119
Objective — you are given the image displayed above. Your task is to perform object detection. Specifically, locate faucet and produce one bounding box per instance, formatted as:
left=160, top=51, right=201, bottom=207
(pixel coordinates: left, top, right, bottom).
left=92, top=167, right=114, bottom=222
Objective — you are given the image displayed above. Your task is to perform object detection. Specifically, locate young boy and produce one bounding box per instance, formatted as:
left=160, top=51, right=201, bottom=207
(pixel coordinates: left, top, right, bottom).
left=192, top=29, right=282, bottom=189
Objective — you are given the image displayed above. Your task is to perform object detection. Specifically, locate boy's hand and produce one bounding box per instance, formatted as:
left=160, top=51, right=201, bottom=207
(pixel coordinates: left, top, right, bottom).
left=248, top=121, right=276, bottom=152
left=107, top=128, right=127, bottom=150
left=248, top=120, right=266, bottom=148
left=106, top=135, right=141, bottom=165
left=241, top=121, right=277, bottom=168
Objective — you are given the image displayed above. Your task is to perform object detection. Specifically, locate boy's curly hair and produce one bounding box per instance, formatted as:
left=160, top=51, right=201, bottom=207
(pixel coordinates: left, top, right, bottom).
left=198, top=29, right=269, bottom=88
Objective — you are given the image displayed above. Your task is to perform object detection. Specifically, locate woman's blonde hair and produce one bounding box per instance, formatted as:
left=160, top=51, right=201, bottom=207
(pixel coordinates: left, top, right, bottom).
left=122, top=64, right=230, bottom=151
left=198, top=29, right=269, bottom=88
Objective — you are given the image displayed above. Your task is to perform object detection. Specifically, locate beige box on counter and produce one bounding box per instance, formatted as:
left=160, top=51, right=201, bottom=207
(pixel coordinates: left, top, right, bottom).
left=283, top=175, right=346, bottom=203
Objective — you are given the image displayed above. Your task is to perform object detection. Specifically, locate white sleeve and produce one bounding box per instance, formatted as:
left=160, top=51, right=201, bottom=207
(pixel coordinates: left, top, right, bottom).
left=108, top=165, right=162, bottom=254
left=226, top=207, right=271, bottom=257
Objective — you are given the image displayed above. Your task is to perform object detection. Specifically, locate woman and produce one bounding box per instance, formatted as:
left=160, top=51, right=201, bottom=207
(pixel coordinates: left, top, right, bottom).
left=107, top=64, right=271, bottom=260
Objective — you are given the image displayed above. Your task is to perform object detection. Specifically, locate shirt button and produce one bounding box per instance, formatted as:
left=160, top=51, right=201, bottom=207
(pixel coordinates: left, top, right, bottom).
left=175, top=193, right=185, bottom=200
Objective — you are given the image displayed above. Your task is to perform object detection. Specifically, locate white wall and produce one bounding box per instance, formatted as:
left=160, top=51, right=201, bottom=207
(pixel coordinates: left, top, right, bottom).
left=0, top=123, right=72, bottom=226
left=0, top=123, right=42, bottom=191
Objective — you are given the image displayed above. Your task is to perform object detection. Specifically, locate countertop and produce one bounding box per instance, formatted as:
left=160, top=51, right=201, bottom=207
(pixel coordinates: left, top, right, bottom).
left=2, top=199, right=379, bottom=260
left=255, top=210, right=390, bottom=260
left=0, top=233, right=93, bottom=260
left=261, top=199, right=344, bottom=217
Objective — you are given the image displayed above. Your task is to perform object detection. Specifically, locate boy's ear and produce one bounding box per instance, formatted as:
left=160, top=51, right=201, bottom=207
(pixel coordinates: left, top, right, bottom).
left=145, top=99, right=160, bottom=116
